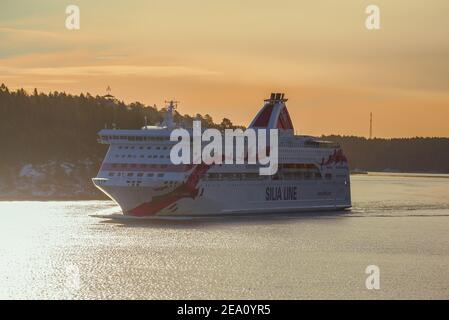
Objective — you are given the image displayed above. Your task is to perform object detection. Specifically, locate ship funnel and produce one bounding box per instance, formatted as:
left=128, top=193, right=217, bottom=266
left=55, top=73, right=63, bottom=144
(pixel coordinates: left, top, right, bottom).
left=249, top=93, right=293, bottom=132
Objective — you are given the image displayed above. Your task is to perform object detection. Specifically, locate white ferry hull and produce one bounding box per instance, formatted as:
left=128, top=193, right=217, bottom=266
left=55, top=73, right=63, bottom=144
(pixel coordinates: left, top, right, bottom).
left=93, top=178, right=351, bottom=217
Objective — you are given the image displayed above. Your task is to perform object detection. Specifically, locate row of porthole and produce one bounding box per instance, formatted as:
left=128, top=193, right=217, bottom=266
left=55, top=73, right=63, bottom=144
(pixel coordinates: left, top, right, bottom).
left=117, top=145, right=169, bottom=150
left=125, top=180, right=180, bottom=186
left=109, top=172, right=165, bottom=178
left=108, top=171, right=331, bottom=179
left=114, top=154, right=171, bottom=159
left=110, top=163, right=170, bottom=169
left=101, top=136, right=169, bottom=141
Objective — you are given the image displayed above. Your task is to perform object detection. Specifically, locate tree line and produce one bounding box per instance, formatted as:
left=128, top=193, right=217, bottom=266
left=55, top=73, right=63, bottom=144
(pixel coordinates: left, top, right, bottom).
left=0, top=84, right=238, bottom=169
left=323, top=135, right=449, bottom=173
left=1, top=84, right=448, bottom=174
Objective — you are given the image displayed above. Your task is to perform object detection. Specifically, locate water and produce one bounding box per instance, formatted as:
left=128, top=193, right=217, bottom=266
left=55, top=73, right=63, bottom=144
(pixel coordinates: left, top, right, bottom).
left=1, top=173, right=449, bottom=299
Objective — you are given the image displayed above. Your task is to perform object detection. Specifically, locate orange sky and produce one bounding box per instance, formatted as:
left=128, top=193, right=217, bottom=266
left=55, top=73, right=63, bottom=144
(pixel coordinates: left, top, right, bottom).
left=1, top=0, right=449, bottom=137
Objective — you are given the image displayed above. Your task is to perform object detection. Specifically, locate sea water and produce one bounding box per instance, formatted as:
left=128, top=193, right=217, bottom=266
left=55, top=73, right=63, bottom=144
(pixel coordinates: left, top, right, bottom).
left=1, top=173, right=448, bottom=299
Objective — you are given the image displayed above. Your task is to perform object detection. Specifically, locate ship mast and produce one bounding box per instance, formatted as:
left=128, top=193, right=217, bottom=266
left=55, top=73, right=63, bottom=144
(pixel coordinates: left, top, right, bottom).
left=369, top=112, right=373, bottom=139
left=162, top=100, right=179, bottom=128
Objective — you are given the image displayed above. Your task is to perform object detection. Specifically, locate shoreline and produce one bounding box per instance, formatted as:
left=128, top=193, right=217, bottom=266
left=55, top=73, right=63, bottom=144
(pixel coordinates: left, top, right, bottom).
left=0, top=194, right=108, bottom=202
left=1, top=171, right=449, bottom=202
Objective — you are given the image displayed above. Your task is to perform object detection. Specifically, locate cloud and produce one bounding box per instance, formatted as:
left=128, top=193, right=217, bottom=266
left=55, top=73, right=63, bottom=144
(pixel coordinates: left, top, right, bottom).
left=0, top=64, right=220, bottom=78
left=95, top=55, right=128, bottom=61
left=0, top=26, right=111, bottom=59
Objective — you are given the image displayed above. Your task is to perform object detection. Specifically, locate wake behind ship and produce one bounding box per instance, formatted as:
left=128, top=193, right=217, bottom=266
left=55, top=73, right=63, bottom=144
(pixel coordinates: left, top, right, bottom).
left=92, top=93, right=351, bottom=217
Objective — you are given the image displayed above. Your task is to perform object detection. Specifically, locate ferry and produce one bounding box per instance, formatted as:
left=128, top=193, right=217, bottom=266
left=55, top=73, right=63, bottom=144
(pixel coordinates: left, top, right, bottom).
left=93, top=93, right=351, bottom=216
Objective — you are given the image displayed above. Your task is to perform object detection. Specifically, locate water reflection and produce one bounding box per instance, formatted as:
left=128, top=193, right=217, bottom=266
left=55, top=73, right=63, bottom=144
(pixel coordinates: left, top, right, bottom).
left=0, top=173, right=449, bottom=299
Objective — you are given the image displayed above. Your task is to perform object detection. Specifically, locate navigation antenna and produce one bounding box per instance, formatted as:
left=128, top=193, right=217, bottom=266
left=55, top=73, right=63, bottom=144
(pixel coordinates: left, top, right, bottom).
left=369, top=112, right=373, bottom=139
left=165, top=99, right=179, bottom=111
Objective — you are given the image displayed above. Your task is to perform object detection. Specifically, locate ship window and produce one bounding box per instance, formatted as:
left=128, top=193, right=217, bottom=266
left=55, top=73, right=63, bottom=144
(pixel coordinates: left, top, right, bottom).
left=118, top=146, right=122, bottom=149
left=163, top=146, right=167, bottom=150
left=325, top=173, right=332, bottom=180
left=209, top=173, right=219, bottom=180
left=147, top=173, right=154, bottom=177
left=159, top=155, right=164, bottom=158
left=153, top=155, right=157, bottom=158
left=136, top=137, right=143, bottom=141
left=156, top=146, right=160, bottom=150
left=294, top=172, right=303, bottom=179
left=157, top=173, right=164, bottom=177
left=108, top=172, right=115, bottom=177
left=147, top=147, right=151, bottom=150
left=246, top=173, right=258, bottom=179
left=127, top=173, right=134, bottom=177
left=282, top=173, right=292, bottom=180
left=137, top=173, right=144, bottom=177
left=139, top=146, right=143, bottom=150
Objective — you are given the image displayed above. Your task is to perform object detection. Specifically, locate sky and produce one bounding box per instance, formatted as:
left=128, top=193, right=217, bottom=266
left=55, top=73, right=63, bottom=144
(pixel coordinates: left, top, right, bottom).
left=1, top=0, right=449, bottom=138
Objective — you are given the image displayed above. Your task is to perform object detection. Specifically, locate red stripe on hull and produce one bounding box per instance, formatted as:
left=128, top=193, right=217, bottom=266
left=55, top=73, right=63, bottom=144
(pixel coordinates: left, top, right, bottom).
left=126, top=163, right=211, bottom=216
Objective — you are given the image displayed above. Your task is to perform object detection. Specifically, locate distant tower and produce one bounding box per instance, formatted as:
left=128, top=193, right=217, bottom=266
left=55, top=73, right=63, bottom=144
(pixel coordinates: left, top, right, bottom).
left=104, top=85, right=114, bottom=100
left=103, top=85, right=117, bottom=129
left=369, top=112, right=373, bottom=139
